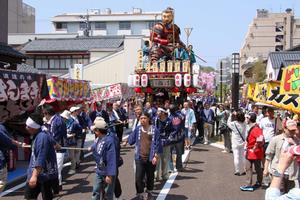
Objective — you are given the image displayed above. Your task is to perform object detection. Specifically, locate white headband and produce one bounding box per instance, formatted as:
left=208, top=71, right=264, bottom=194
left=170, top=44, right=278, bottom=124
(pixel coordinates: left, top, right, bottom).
left=158, top=108, right=167, bottom=113
left=26, top=117, right=41, bottom=129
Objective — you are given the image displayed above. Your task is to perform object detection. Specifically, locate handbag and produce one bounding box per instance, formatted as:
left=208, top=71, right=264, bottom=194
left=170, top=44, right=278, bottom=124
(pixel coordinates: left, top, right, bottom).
left=234, top=122, right=245, bottom=142
left=218, top=123, right=230, bottom=134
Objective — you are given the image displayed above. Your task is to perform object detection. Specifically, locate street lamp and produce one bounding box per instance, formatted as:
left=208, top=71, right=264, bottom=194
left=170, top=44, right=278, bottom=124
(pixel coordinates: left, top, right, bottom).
left=231, top=53, right=240, bottom=110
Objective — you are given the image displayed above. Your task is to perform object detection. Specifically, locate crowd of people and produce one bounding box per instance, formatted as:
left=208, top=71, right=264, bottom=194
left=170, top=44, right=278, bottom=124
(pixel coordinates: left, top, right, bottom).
left=1, top=98, right=300, bottom=200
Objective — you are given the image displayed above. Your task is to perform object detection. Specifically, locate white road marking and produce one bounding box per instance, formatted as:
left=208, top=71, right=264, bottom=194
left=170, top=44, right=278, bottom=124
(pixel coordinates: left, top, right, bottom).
left=0, top=182, right=26, bottom=197
left=156, top=149, right=191, bottom=200
left=157, top=140, right=224, bottom=199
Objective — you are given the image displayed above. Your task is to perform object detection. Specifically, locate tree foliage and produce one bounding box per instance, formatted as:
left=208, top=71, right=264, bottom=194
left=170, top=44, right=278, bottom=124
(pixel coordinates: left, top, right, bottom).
left=252, top=60, right=267, bottom=82
left=200, top=66, right=215, bottom=73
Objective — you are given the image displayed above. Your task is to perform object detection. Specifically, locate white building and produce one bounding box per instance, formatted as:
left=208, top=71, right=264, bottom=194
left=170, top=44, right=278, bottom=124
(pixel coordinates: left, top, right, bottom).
left=266, top=51, right=300, bottom=81
left=52, top=8, right=161, bottom=37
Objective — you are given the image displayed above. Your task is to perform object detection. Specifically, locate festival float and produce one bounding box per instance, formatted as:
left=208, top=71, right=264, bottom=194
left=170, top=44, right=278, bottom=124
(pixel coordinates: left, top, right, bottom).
left=128, top=7, right=205, bottom=104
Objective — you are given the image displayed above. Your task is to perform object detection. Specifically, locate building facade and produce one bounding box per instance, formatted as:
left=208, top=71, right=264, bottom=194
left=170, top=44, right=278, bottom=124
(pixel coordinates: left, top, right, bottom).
left=240, top=8, right=300, bottom=67
left=240, top=8, right=300, bottom=83
left=52, top=8, right=161, bottom=37
left=21, top=36, right=125, bottom=77
left=8, top=0, right=35, bottom=33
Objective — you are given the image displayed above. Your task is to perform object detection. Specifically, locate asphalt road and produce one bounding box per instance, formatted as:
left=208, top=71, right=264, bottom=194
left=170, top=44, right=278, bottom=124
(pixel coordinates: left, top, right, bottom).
left=2, top=142, right=265, bottom=200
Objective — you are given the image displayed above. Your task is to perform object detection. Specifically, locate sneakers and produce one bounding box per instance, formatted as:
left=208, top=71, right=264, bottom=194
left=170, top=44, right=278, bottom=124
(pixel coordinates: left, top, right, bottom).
left=240, top=185, right=254, bottom=192
left=253, top=182, right=262, bottom=189
left=234, top=172, right=240, bottom=176
left=240, top=172, right=246, bottom=176
left=234, top=172, right=246, bottom=176
left=203, top=141, right=209, bottom=145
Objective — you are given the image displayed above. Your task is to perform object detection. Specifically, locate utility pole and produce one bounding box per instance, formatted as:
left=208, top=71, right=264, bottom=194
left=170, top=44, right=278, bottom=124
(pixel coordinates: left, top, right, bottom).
left=0, top=0, right=8, bottom=44
left=220, top=60, right=223, bottom=103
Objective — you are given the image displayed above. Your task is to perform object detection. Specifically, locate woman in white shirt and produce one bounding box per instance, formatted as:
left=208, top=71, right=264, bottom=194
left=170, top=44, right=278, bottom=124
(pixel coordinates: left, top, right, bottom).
left=228, top=110, right=247, bottom=176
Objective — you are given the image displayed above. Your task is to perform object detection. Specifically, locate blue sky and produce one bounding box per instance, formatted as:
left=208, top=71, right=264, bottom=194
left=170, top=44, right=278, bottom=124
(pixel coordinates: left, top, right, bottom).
left=25, top=0, right=300, bottom=68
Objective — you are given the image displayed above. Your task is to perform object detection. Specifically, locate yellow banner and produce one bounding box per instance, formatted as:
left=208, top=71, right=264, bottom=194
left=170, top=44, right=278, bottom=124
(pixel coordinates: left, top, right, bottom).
left=268, top=81, right=300, bottom=114
left=280, top=64, right=300, bottom=95
left=249, top=81, right=300, bottom=114
left=253, top=83, right=269, bottom=103
left=247, top=83, right=256, bottom=100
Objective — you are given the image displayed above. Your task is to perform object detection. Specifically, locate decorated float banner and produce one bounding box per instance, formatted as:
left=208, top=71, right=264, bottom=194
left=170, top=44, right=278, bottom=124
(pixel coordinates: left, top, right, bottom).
left=0, top=70, right=48, bottom=122
left=92, top=83, right=134, bottom=102
left=251, top=81, right=300, bottom=114
left=47, top=77, right=91, bottom=101
left=280, top=64, right=300, bottom=95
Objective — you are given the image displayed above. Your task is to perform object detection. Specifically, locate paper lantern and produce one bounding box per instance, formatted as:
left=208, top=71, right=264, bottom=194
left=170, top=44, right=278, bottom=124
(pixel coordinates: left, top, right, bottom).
left=174, top=73, right=182, bottom=87
left=134, top=87, right=142, bottom=93
left=133, top=74, right=140, bottom=87
left=193, top=74, right=200, bottom=88
left=184, top=74, right=191, bottom=87
left=185, top=87, right=194, bottom=94
left=141, top=74, right=148, bottom=87
left=172, top=87, right=180, bottom=93
left=145, top=87, right=153, bottom=94
left=128, top=75, right=134, bottom=87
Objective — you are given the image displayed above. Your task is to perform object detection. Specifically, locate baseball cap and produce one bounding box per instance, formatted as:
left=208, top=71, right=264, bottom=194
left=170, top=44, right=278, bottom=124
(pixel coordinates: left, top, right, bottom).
left=286, top=119, right=297, bottom=131
left=91, top=117, right=107, bottom=131
left=60, top=110, right=71, bottom=120
left=69, top=106, right=80, bottom=113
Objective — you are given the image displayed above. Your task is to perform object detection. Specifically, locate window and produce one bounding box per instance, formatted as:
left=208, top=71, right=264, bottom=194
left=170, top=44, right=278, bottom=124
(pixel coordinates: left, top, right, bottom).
left=95, top=22, right=106, bottom=30
left=60, top=59, right=66, bottom=69
left=296, top=25, right=300, bottom=29
left=275, top=45, right=283, bottom=51
left=49, top=56, right=60, bottom=69
left=119, top=21, right=131, bottom=30
left=66, top=59, right=72, bottom=68
left=80, top=22, right=87, bottom=30
left=35, top=57, right=48, bottom=69
left=275, top=35, right=284, bottom=42
left=56, top=22, right=67, bottom=30
left=275, top=22, right=284, bottom=32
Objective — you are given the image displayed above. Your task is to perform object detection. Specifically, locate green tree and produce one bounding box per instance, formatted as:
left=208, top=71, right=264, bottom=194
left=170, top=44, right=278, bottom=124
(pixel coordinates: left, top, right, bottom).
left=252, top=60, right=266, bottom=82
left=200, top=66, right=215, bottom=73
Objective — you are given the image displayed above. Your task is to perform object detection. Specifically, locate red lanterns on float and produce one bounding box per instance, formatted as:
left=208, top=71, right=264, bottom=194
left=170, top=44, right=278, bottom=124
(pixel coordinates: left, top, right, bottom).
left=172, top=87, right=180, bottom=93
left=134, top=87, right=142, bottom=93
left=145, top=87, right=153, bottom=94
left=185, top=87, right=195, bottom=94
